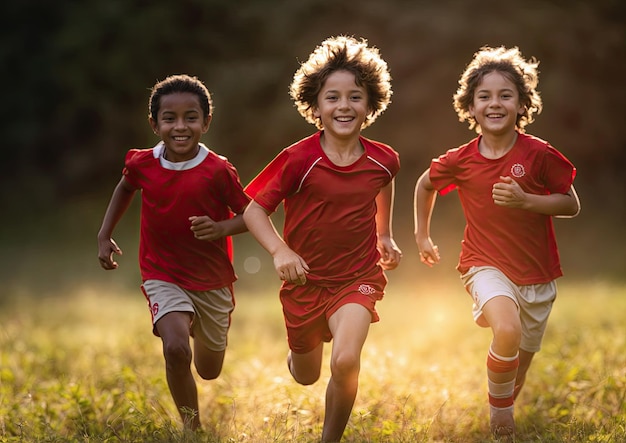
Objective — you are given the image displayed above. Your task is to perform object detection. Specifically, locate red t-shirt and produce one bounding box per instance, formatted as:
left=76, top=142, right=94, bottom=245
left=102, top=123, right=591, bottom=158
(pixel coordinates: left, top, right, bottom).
left=429, top=132, right=576, bottom=285
left=245, top=131, right=400, bottom=286
left=123, top=143, right=250, bottom=291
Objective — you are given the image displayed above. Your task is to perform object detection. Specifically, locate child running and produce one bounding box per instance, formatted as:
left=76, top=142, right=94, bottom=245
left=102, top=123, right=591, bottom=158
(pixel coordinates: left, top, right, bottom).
left=97, top=74, right=250, bottom=430
left=243, top=36, right=402, bottom=442
left=413, top=46, right=580, bottom=440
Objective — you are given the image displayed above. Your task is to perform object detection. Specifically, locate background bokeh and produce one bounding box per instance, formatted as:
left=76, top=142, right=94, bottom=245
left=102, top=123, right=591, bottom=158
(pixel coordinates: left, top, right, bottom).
left=2, top=0, right=625, bottom=295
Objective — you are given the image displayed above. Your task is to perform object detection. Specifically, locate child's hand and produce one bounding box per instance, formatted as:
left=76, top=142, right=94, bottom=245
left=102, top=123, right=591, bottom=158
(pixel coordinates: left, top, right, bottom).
left=492, top=176, right=527, bottom=209
left=98, top=237, right=122, bottom=270
left=189, top=215, right=224, bottom=240
left=416, top=237, right=439, bottom=267
left=273, top=246, right=310, bottom=285
left=377, top=235, right=402, bottom=270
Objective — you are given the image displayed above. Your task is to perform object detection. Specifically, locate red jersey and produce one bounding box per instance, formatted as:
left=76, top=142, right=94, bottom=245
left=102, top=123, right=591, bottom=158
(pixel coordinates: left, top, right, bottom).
left=245, top=131, right=400, bottom=286
left=429, top=132, right=576, bottom=285
left=123, top=143, right=250, bottom=291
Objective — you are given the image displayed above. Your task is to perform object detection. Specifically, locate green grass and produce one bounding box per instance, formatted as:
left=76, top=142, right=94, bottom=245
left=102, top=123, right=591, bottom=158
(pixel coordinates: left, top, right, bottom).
left=1, top=280, right=625, bottom=442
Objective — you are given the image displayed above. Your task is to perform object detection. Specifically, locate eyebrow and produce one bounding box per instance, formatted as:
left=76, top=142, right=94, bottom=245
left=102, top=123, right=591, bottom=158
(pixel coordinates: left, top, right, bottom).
left=160, top=109, right=201, bottom=114
left=322, top=89, right=364, bottom=94
left=476, top=87, right=515, bottom=93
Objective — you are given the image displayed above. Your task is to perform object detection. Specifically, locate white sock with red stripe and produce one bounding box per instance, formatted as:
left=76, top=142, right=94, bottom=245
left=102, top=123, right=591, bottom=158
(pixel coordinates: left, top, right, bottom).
left=487, top=346, right=519, bottom=437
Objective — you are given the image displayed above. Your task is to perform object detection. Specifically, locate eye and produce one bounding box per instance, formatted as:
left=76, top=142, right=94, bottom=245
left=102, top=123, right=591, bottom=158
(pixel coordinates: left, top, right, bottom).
left=350, top=94, right=363, bottom=101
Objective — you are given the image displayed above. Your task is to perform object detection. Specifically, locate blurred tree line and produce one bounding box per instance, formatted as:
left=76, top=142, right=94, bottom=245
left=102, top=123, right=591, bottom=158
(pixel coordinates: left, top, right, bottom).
left=1, top=0, right=625, bottom=281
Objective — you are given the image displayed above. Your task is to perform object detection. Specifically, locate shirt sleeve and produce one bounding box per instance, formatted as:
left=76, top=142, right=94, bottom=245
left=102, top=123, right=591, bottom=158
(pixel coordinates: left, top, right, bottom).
left=121, top=149, right=143, bottom=189
left=429, top=149, right=459, bottom=196
left=219, top=160, right=251, bottom=215
left=244, top=149, right=299, bottom=213
left=540, top=145, right=577, bottom=194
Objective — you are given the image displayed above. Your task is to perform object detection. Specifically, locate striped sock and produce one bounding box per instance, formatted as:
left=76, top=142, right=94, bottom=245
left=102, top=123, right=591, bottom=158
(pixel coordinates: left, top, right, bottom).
left=487, top=346, right=518, bottom=437
left=487, top=346, right=519, bottom=374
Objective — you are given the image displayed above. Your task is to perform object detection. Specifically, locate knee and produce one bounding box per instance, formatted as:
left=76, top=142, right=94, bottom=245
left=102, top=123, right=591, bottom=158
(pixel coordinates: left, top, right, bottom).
left=294, top=372, right=320, bottom=386
left=288, top=353, right=320, bottom=386
left=162, top=340, right=192, bottom=371
left=493, top=322, right=522, bottom=350
left=196, top=362, right=222, bottom=381
left=330, top=351, right=360, bottom=381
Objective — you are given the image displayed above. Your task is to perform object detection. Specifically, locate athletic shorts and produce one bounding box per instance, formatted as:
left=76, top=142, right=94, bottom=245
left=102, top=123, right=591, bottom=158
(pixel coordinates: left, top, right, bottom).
left=460, top=266, right=557, bottom=353
left=280, top=265, right=387, bottom=354
left=141, top=279, right=235, bottom=352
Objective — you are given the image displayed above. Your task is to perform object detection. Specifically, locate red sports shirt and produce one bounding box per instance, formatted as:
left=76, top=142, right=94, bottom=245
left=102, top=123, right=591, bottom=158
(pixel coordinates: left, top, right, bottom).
left=123, top=143, right=250, bottom=291
left=429, top=132, right=576, bottom=285
left=245, top=131, right=400, bottom=286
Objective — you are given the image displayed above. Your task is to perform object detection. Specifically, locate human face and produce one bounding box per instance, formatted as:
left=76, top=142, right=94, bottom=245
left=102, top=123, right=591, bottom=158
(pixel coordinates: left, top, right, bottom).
left=149, top=92, right=211, bottom=162
left=313, top=70, right=369, bottom=139
left=469, top=71, right=524, bottom=136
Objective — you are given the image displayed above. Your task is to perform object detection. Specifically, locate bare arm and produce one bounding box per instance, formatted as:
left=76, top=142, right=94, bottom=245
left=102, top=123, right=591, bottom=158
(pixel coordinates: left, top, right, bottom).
left=492, top=177, right=581, bottom=217
left=243, top=200, right=309, bottom=285
left=375, top=180, right=402, bottom=270
left=413, top=169, right=440, bottom=267
left=97, top=177, right=137, bottom=270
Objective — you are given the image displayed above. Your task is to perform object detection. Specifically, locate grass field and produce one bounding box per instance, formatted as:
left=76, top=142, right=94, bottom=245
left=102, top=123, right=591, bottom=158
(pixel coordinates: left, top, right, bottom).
left=1, top=279, right=625, bottom=442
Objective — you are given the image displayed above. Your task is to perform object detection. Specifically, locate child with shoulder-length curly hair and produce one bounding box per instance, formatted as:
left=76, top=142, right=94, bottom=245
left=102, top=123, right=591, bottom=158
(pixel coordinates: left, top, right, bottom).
left=414, top=46, right=580, bottom=440
left=244, top=35, right=400, bottom=442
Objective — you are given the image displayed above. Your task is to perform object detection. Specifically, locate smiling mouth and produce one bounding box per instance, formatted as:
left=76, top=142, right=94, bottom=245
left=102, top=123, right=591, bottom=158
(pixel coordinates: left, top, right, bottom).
left=173, top=136, right=190, bottom=141
left=335, top=116, right=354, bottom=122
left=487, top=114, right=504, bottom=118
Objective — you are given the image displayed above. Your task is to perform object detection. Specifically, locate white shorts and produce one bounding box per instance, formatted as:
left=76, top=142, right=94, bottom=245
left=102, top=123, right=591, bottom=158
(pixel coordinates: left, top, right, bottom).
left=141, top=279, right=234, bottom=351
left=460, top=266, right=557, bottom=352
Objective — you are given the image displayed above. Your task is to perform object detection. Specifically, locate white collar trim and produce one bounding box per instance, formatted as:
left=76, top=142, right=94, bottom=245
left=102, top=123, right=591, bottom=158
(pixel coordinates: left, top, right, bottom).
left=153, top=142, right=209, bottom=170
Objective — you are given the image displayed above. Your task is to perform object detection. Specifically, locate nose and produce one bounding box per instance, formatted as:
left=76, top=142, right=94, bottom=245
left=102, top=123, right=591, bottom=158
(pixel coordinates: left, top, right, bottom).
left=174, top=117, right=186, bottom=129
left=488, top=97, right=502, bottom=108
left=338, top=96, right=350, bottom=109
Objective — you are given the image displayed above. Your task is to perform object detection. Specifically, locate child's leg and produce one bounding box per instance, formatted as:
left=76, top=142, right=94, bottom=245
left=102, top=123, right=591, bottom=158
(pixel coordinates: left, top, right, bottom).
left=155, top=312, right=200, bottom=430
left=188, top=286, right=233, bottom=381
left=482, top=296, right=521, bottom=438
left=322, top=303, right=371, bottom=443
left=514, top=349, right=535, bottom=399
left=288, top=343, right=324, bottom=385
left=194, top=345, right=226, bottom=380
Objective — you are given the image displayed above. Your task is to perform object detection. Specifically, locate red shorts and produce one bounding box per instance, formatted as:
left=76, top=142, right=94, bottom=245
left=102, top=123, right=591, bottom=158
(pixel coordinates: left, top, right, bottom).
left=280, top=265, right=387, bottom=353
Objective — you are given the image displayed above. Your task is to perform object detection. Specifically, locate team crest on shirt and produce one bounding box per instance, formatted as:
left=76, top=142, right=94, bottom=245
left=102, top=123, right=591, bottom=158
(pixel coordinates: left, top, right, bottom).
left=510, top=163, right=526, bottom=178
left=358, top=284, right=376, bottom=295
left=151, top=302, right=159, bottom=316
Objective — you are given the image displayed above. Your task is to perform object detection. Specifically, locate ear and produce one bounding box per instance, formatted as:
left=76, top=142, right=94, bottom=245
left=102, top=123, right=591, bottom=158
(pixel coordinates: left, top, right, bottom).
left=468, top=104, right=475, bottom=117
left=312, top=106, right=321, bottom=118
left=202, top=115, right=212, bottom=133
left=149, top=116, right=159, bottom=134
left=518, top=104, right=526, bottom=115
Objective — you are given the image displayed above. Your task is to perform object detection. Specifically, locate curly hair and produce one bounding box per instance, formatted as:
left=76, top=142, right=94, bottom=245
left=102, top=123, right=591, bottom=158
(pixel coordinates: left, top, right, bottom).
left=149, top=74, right=213, bottom=122
left=453, top=46, right=542, bottom=133
left=290, top=36, right=392, bottom=129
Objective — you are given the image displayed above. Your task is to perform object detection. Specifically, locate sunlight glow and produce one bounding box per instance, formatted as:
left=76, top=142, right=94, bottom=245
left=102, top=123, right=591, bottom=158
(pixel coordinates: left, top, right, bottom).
left=243, top=256, right=262, bottom=274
